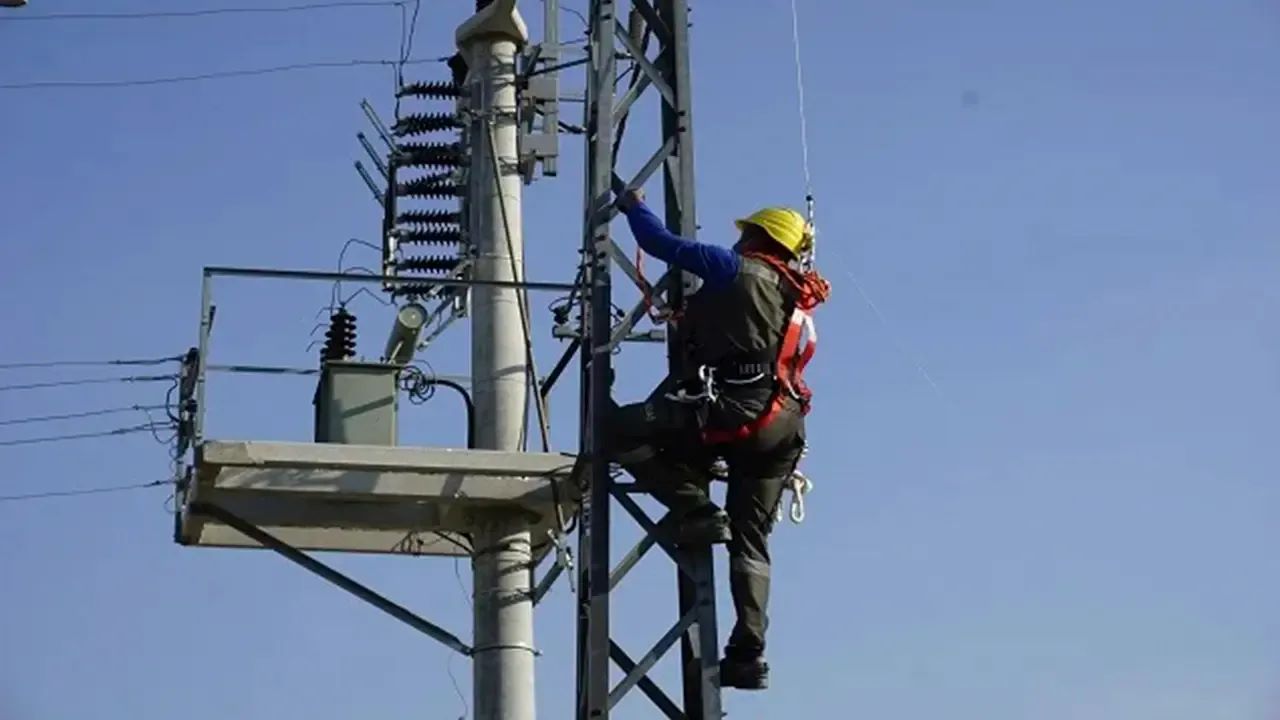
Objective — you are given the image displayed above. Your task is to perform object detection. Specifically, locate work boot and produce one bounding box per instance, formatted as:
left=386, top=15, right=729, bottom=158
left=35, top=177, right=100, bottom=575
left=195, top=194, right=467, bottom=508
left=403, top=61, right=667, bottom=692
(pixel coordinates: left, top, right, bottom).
left=720, top=653, right=769, bottom=690
left=672, top=506, right=732, bottom=546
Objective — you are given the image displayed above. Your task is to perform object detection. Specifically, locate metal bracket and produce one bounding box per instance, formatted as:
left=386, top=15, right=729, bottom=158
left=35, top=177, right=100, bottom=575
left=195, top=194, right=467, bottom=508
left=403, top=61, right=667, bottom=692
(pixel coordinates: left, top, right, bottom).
left=190, top=500, right=473, bottom=657
left=531, top=529, right=575, bottom=604
left=517, top=0, right=564, bottom=182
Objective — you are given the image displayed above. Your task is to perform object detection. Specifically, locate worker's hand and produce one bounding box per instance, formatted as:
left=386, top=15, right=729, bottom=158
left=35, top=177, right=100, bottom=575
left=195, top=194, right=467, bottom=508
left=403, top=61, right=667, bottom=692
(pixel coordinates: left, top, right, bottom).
left=616, top=187, right=645, bottom=212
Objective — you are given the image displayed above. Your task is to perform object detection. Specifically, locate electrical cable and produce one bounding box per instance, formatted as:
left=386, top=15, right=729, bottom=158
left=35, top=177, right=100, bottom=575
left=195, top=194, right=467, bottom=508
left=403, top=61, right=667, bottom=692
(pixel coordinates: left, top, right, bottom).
left=0, top=355, right=181, bottom=370
left=0, top=479, right=174, bottom=504
left=446, top=638, right=470, bottom=720
left=393, top=0, right=422, bottom=120
left=2, top=1, right=404, bottom=21
left=402, top=0, right=423, bottom=64
left=341, top=286, right=394, bottom=308
left=0, top=423, right=176, bottom=447
left=0, top=374, right=176, bottom=393
left=0, top=404, right=168, bottom=427
left=0, top=57, right=450, bottom=91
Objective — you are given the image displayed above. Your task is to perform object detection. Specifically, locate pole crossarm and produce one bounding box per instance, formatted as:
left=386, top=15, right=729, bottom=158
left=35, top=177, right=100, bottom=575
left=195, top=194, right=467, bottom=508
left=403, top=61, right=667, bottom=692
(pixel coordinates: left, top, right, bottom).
left=189, top=501, right=473, bottom=657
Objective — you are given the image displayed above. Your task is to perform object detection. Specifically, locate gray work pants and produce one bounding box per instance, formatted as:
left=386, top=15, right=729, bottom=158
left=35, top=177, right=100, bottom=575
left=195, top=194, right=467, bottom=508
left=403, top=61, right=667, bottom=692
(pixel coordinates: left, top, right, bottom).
left=610, top=379, right=806, bottom=658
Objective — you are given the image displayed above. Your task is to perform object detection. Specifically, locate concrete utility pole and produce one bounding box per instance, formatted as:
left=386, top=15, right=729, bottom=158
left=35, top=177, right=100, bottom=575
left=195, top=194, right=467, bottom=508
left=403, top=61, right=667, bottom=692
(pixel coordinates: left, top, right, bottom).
left=458, top=2, right=536, bottom=719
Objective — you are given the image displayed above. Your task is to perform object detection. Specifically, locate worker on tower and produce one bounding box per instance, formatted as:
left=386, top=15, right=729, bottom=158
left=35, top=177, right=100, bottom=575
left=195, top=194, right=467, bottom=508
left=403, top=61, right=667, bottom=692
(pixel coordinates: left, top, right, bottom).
left=609, top=187, right=830, bottom=691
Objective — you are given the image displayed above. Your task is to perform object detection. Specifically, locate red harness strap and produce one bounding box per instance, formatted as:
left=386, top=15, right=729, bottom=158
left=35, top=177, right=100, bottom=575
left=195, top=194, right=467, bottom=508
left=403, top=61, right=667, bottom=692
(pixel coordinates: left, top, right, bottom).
left=701, top=306, right=818, bottom=445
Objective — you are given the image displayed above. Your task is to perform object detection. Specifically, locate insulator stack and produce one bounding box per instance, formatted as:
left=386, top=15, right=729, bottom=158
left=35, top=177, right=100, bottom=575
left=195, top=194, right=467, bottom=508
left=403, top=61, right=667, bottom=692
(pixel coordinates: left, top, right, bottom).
left=399, top=229, right=463, bottom=245
left=397, top=173, right=464, bottom=199
left=400, top=142, right=465, bottom=169
left=381, top=72, right=468, bottom=302
left=398, top=255, right=461, bottom=273
left=321, top=308, right=357, bottom=362
left=392, top=283, right=437, bottom=298
left=397, top=80, right=463, bottom=99
left=398, top=209, right=462, bottom=227
left=393, top=112, right=462, bottom=137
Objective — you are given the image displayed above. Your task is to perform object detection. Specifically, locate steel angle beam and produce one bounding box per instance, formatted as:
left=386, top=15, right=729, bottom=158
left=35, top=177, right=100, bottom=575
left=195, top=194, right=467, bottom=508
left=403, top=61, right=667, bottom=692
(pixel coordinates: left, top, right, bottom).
left=577, top=1, right=719, bottom=718
left=190, top=500, right=472, bottom=656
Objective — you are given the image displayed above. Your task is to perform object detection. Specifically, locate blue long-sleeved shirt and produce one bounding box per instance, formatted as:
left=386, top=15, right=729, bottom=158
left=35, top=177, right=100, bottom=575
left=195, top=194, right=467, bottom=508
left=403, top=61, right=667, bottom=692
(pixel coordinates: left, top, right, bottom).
left=622, top=200, right=739, bottom=291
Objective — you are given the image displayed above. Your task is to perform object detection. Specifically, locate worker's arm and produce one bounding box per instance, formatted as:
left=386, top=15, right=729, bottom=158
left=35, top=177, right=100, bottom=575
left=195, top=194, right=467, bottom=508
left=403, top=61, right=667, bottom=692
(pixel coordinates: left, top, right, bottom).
left=621, top=200, right=739, bottom=289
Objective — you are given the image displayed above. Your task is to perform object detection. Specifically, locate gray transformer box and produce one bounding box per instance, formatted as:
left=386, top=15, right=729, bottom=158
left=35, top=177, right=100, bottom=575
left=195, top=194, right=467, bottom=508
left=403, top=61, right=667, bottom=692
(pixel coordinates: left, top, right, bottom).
left=314, top=360, right=399, bottom=445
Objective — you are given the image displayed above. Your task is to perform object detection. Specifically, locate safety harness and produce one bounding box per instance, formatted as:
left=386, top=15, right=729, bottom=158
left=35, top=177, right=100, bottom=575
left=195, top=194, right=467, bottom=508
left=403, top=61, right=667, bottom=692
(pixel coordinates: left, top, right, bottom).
left=676, top=251, right=830, bottom=445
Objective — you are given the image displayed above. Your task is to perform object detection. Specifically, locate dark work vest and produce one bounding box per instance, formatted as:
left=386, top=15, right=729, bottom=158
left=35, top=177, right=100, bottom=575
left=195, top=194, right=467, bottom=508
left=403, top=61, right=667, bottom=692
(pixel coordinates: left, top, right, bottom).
left=680, top=255, right=795, bottom=383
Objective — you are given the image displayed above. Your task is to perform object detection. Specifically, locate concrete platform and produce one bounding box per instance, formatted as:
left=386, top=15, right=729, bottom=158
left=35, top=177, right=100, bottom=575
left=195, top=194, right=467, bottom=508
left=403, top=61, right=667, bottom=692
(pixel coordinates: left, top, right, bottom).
left=178, top=441, right=581, bottom=557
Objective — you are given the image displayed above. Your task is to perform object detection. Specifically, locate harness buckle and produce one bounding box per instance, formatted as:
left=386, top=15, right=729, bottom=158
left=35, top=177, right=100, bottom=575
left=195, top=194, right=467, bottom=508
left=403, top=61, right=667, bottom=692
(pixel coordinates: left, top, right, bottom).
left=663, top=364, right=719, bottom=404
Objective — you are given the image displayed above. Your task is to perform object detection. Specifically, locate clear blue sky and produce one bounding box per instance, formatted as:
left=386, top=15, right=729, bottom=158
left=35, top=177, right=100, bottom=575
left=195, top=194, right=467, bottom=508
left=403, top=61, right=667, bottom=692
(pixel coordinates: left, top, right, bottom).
left=3, top=1, right=1278, bottom=718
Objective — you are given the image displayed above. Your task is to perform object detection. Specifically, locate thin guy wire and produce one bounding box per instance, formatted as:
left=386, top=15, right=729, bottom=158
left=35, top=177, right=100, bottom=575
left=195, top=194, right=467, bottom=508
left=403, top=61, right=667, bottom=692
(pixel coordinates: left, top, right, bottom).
left=0, top=374, right=176, bottom=392
left=0, top=57, right=448, bottom=91
left=0, top=423, right=176, bottom=447
left=2, top=2, right=403, bottom=21
left=446, top=651, right=469, bottom=720
left=0, top=354, right=180, bottom=370
left=783, top=1, right=943, bottom=399
left=0, top=480, right=173, bottom=504
left=0, top=404, right=167, bottom=427
left=786, top=2, right=943, bottom=398
left=842, top=264, right=945, bottom=400
left=789, top=0, right=813, bottom=201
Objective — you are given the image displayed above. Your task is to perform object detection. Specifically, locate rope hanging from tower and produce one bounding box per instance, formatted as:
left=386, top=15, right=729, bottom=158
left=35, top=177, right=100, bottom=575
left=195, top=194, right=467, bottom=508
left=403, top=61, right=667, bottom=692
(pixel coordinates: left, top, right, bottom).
left=789, top=0, right=818, bottom=272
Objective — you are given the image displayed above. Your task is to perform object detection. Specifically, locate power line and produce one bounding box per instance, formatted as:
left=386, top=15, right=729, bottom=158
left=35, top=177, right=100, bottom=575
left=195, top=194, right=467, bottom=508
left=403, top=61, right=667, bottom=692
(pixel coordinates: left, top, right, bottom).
left=0, top=354, right=181, bottom=370
left=0, top=480, right=174, bottom=504
left=0, top=404, right=168, bottom=427
left=0, top=374, right=176, bottom=393
left=1, top=1, right=404, bottom=22
left=0, top=423, right=176, bottom=447
left=0, top=57, right=449, bottom=91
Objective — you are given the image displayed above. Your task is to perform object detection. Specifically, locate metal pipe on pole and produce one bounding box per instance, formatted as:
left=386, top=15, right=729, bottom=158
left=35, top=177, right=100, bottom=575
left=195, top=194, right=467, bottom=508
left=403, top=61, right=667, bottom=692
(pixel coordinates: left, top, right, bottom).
left=457, top=2, right=537, bottom=719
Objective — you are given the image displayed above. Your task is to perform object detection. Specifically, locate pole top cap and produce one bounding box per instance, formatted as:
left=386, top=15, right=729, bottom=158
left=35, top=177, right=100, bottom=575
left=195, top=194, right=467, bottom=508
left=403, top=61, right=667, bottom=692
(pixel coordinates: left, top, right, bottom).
left=456, top=0, right=529, bottom=48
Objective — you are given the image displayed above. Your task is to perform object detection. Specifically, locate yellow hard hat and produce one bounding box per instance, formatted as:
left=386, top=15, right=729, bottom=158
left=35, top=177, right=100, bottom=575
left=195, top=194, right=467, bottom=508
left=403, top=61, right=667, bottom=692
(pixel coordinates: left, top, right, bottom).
left=734, top=207, right=814, bottom=257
